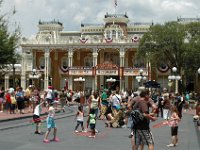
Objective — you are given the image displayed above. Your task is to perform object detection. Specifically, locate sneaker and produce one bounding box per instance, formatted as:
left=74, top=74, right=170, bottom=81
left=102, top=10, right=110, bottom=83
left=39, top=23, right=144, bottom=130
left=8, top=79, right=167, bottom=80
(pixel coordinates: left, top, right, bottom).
left=52, top=138, right=60, bottom=142
left=167, top=143, right=175, bottom=147
left=43, top=139, right=50, bottom=143
left=95, top=129, right=99, bottom=133
left=88, top=135, right=95, bottom=138
left=75, top=130, right=79, bottom=133
left=34, top=131, right=42, bottom=135
left=82, top=130, right=87, bottom=132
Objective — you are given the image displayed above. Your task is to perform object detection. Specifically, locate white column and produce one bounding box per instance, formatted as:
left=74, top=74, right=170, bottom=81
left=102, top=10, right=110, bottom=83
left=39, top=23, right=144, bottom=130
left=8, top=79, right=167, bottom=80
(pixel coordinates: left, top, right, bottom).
left=44, top=48, right=50, bottom=90
left=119, top=48, right=125, bottom=92
left=4, top=75, right=9, bottom=90
left=92, top=50, right=98, bottom=92
left=68, top=48, right=73, bottom=90
left=20, top=52, right=26, bottom=89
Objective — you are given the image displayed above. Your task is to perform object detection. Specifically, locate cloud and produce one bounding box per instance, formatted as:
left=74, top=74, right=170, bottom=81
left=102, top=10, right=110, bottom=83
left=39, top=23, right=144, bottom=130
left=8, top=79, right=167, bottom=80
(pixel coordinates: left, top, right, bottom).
left=1, top=0, right=199, bottom=38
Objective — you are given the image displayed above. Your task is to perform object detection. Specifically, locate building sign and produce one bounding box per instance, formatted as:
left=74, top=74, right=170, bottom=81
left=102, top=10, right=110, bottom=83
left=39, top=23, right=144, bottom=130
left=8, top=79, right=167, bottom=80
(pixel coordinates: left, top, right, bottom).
left=95, top=63, right=119, bottom=76
left=124, top=68, right=148, bottom=76
left=96, top=69, right=118, bottom=76
left=68, top=67, right=93, bottom=76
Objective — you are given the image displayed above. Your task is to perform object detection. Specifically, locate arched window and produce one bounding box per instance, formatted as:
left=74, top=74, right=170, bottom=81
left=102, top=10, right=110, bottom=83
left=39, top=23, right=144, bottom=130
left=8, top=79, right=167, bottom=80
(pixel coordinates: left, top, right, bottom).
left=106, top=30, right=111, bottom=39
left=112, top=30, right=116, bottom=38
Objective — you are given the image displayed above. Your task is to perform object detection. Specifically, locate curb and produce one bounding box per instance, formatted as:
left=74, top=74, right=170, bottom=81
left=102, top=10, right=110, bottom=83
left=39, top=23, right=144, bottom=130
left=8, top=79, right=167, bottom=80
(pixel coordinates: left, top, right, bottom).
left=0, top=108, right=76, bottom=131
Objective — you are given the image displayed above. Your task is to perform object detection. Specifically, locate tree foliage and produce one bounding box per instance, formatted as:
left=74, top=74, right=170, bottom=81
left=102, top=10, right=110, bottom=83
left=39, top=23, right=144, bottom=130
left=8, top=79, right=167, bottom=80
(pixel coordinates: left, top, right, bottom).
left=137, top=21, right=200, bottom=81
left=0, top=0, right=20, bottom=71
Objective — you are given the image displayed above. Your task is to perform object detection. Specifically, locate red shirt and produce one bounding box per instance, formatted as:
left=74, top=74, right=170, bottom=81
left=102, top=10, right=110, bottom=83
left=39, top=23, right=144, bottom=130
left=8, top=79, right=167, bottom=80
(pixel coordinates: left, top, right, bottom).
left=5, top=93, right=11, bottom=103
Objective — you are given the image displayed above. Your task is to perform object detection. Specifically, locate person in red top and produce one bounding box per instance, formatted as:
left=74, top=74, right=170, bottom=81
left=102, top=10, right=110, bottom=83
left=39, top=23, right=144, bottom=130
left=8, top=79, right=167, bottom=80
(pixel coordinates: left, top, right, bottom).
left=5, top=89, right=12, bottom=114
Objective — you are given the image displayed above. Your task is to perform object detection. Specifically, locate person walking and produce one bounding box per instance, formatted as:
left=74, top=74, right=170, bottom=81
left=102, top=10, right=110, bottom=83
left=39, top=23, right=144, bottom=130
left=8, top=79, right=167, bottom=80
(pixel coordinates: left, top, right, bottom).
left=167, top=105, right=181, bottom=147
left=43, top=103, right=59, bottom=143
left=132, top=90, right=157, bottom=150
left=74, top=105, right=86, bottom=133
left=59, top=89, right=67, bottom=112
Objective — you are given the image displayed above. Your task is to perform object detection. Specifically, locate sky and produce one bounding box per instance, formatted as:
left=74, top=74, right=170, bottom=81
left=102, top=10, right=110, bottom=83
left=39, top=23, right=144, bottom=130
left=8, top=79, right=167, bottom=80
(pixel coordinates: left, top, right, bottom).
left=1, top=0, right=200, bottom=38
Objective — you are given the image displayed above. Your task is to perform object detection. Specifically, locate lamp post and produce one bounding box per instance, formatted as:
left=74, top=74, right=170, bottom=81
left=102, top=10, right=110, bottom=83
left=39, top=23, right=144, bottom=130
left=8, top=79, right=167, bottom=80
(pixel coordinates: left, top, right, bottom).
left=168, top=67, right=181, bottom=94
left=136, top=69, right=147, bottom=90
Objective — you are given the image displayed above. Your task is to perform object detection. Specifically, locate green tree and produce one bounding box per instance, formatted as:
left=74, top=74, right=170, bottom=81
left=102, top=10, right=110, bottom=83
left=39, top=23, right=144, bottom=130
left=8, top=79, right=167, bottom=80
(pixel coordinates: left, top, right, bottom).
left=0, top=0, right=21, bottom=85
left=183, top=22, right=200, bottom=81
left=138, top=22, right=187, bottom=74
left=137, top=21, right=200, bottom=92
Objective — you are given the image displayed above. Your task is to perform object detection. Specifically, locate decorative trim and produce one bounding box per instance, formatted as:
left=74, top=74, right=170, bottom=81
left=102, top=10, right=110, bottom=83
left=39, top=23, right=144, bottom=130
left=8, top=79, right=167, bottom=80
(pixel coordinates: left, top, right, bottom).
left=79, top=37, right=88, bottom=44
left=131, top=34, right=140, bottom=43
left=105, top=37, right=113, bottom=43
left=60, top=66, right=69, bottom=73
left=157, top=64, right=169, bottom=73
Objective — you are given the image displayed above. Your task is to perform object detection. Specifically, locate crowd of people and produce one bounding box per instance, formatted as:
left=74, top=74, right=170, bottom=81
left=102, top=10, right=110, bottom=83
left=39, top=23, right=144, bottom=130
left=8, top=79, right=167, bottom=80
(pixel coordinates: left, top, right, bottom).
left=0, top=84, right=200, bottom=149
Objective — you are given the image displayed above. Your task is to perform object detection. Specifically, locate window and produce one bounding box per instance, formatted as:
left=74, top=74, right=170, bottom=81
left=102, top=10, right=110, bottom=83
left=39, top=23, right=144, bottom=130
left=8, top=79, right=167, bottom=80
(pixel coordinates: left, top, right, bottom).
left=84, top=57, right=93, bottom=67
left=39, top=57, right=45, bottom=69
left=61, top=57, right=68, bottom=69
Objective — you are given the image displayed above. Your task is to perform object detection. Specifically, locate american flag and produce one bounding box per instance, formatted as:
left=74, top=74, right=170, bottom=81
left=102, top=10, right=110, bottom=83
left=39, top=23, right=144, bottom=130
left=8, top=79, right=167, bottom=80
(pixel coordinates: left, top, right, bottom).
left=114, top=0, right=117, bottom=7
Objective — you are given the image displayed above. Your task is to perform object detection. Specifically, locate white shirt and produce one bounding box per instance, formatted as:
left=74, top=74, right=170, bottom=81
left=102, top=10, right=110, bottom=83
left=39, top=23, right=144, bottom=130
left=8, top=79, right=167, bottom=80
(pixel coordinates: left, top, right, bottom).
left=112, top=94, right=121, bottom=107
left=48, top=106, right=55, bottom=118
left=34, top=105, right=41, bottom=116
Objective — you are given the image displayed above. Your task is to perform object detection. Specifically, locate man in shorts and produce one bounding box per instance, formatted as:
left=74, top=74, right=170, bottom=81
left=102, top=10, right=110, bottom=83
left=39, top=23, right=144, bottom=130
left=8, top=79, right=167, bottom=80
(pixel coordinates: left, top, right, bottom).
left=133, top=90, right=157, bottom=150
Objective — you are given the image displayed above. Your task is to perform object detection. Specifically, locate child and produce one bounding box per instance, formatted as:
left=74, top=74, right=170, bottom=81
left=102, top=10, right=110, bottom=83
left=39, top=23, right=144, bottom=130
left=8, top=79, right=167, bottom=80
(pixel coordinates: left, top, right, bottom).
left=167, top=105, right=181, bottom=147
left=33, top=101, right=43, bottom=134
left=74, top=105, right=85, bottom=132
left=43, top=103, right=59, bottom=143
left=87, top=108, right=96, bottom=138
left=10, top=92, right=17, bottom=114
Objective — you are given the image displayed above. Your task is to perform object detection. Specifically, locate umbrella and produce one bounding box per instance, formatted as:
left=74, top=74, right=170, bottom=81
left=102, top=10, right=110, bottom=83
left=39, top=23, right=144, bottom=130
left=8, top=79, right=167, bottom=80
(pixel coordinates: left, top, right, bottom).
left=144, top=80, right=160, bottom=88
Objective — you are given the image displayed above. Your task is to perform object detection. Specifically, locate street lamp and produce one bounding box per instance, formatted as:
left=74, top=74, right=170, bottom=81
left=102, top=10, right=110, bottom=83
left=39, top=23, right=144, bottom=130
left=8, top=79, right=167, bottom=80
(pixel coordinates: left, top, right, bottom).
left=198, top=68, right=200, bottom=74
left=136, top=69, right=147, bottom=89
left=168, top=67, right=181, bottom=94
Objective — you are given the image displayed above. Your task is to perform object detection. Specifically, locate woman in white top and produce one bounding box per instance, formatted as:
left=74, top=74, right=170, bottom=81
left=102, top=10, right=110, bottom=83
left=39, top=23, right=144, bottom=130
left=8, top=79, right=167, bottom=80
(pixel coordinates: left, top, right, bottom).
left=88, top=91, right=100, bottom=117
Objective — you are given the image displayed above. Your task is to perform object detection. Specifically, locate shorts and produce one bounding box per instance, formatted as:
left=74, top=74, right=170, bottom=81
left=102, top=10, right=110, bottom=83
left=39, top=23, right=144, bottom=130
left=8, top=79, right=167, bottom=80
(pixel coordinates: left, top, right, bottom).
left=33, top=114, right=41, bottom=123
left=0, top=98, right=4, bottom=103
left=90, top=123, right=96, bottom=130
left=46, top=117, right=56, bottom=129
left=171, top=126, right=178, bottom=136
left=134, top=129, right=154, bottom=145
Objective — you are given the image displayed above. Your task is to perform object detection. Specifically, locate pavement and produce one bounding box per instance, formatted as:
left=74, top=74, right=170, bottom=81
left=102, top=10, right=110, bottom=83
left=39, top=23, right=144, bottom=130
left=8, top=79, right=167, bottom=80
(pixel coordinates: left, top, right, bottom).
left=0, top=106, right=199, bottom=150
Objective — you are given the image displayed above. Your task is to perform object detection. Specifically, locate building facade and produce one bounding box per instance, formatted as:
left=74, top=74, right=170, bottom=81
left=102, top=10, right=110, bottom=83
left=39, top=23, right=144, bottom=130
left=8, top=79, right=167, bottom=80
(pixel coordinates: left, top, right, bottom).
left=20, top=13, right=153, bottom=92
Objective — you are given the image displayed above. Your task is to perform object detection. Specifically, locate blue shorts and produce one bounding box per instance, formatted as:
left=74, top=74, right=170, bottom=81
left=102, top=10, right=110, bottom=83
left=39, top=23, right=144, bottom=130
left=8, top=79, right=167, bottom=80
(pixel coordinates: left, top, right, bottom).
left=46, top=117, right=56, bottom=129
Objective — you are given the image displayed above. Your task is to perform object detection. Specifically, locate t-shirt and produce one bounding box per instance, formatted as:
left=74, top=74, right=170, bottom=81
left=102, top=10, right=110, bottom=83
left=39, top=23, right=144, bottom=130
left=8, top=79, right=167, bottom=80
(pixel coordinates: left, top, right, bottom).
left=133, top=98, right=154, bottom=130
left=34, top=105, right=42, bottom=116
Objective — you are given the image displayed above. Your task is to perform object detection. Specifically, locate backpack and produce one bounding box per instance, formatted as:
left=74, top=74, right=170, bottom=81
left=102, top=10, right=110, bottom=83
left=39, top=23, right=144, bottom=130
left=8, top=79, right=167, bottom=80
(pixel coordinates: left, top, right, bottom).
left=130, top=109, right=144, bottom=129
